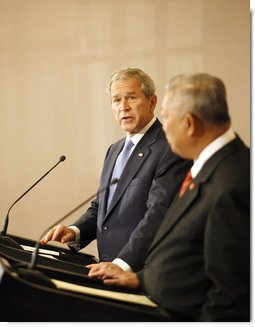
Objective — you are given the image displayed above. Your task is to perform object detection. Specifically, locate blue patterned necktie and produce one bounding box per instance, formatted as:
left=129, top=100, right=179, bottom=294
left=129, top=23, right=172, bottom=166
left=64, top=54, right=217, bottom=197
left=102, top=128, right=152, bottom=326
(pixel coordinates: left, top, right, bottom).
left=107, top=138, right=134, bottom=209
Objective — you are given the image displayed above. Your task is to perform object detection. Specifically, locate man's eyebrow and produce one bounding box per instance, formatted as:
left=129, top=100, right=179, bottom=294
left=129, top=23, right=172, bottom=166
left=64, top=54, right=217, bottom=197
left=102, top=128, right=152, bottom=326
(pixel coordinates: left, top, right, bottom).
left=112, top=91, right=136, bottom=98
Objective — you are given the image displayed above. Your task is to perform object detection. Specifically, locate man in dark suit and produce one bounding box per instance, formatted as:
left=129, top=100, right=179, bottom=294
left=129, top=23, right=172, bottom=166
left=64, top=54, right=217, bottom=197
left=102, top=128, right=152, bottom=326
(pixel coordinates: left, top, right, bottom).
left=41, top=68, right=191, bottom=272
left=88, top=73, right=250, bottom=322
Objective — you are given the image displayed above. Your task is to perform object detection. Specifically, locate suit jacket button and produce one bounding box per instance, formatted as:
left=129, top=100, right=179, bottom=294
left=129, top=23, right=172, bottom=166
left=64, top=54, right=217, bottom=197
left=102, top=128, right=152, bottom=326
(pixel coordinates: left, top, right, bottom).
left=103, top=226, right=108, bottom=231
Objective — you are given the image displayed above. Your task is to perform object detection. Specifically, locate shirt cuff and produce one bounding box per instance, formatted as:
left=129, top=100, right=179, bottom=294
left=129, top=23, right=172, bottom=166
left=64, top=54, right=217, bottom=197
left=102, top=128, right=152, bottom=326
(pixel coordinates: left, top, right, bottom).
left=113, top=258, right=133, bottom=272
left=68, top=225, right=81, bottom=250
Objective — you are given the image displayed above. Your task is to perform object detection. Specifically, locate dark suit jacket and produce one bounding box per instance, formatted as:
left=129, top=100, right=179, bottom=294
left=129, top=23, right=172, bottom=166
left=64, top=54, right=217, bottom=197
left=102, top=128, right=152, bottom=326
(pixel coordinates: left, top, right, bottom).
left=73, top=119, right=191, bottom=270
left=138, top=136, right=250, bottom=321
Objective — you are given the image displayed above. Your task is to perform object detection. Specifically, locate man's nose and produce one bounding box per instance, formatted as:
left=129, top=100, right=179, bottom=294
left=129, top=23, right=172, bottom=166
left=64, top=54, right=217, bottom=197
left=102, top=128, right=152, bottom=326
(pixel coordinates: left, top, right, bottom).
left=120, top=98, right=130, bottom=110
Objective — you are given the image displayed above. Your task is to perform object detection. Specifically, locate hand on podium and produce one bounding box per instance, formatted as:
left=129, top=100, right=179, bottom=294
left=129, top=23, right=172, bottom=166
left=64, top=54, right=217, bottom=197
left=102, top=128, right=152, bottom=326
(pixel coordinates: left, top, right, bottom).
left=40, top=224, right=75, bottom=245
left=87, top=262, right=140, bottom=290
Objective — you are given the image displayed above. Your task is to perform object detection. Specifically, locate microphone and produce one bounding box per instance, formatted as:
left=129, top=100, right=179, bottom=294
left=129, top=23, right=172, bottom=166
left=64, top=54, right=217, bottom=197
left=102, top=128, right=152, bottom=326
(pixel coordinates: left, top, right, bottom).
left=13, top=178, right=118, bottom=288
left=0, top=155, right=66, bottom=249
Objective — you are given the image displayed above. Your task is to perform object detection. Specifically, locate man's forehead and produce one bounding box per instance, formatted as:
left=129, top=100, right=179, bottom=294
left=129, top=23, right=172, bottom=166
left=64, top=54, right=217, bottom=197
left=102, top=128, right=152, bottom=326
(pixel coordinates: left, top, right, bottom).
left=110, top=78, right=141, bottom=94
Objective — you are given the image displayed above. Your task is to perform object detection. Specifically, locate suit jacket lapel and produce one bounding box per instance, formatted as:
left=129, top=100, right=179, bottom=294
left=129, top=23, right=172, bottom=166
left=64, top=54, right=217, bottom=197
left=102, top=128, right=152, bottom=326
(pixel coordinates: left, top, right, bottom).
left=104, top=119, right=161, bottom=219
left=148, top=182, right=200, bottom=252
left=106, top=144, right=150, bottom=215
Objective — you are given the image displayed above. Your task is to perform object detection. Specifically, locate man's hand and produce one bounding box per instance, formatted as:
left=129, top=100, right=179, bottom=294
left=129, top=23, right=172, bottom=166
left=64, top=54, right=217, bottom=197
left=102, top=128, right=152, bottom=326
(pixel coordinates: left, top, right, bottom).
left=87, top=262, right=124, bottom=279
left=87, top=262, right=140, bottom=289
left=40, top=224, right=75, bottom=245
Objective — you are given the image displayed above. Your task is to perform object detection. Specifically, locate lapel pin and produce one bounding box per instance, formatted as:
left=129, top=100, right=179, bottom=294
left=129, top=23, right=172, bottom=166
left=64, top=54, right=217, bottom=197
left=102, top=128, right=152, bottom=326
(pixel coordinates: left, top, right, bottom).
left=189, top=182, right=196, bottom=191
left=138, top=152, right=144, bottom=157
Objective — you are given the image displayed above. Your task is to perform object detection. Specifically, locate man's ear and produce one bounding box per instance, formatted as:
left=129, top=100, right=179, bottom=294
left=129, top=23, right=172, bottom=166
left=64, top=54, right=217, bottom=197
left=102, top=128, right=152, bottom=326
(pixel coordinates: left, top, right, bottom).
left=186, top=113, right=204, bottom=137
left=185, top=113, right=196, bottom=136
left=149, top=94, right=157, bottom=112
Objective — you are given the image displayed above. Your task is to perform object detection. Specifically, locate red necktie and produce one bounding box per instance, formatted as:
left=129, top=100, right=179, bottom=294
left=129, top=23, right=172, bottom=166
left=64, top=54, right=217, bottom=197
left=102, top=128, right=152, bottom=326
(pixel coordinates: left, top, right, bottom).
left=179, top=170, right=193, bottom=197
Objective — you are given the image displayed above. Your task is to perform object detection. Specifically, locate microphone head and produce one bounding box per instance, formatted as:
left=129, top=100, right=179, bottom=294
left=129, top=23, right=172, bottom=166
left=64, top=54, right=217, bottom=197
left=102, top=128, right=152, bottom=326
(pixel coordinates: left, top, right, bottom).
left=59, top=155, right=66, bottom=162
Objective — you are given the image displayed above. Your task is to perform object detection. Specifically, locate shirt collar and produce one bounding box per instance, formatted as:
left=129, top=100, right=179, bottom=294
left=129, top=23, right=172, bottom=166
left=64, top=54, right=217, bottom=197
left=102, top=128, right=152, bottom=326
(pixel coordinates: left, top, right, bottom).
left=191, top=127, right=236, bottom=178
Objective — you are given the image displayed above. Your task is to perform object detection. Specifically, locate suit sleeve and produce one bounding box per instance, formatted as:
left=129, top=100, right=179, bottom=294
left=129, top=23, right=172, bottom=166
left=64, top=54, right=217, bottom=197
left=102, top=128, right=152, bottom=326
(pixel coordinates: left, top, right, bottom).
left=200, top=185, right=250, bottom=321
left=117, top=148, right=191, bottom=271
left=72, top=198, right=98, bottom=248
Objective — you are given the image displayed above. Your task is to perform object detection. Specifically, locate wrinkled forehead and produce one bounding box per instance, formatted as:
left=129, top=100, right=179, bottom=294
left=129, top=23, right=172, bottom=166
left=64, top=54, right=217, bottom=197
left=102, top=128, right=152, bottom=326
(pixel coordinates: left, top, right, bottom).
left=110, top=78, right=142, bottom=95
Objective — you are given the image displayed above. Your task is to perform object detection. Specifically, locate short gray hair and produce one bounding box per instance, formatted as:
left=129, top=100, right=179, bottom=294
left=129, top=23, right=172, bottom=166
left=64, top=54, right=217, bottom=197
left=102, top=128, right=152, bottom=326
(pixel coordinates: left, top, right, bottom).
left=166, top=73, right=230, bottom=124
left=107, top=68, right=156, bottom=99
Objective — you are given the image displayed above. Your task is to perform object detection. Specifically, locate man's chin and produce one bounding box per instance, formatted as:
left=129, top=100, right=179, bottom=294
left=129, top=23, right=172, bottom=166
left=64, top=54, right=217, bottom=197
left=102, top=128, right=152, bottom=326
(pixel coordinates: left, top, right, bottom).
left=120, top=124, right=136, bottom=135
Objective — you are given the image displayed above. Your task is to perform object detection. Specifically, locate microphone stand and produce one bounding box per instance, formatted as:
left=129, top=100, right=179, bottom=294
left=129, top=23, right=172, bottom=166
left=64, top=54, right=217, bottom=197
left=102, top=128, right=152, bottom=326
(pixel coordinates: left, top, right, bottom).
left=0, top=156, right=66, bottom=249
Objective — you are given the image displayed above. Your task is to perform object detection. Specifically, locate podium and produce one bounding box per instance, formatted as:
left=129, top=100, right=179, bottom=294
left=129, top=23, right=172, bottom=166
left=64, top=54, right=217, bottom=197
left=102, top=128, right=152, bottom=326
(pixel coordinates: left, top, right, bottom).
left=0, top=234, right=169, bottom=322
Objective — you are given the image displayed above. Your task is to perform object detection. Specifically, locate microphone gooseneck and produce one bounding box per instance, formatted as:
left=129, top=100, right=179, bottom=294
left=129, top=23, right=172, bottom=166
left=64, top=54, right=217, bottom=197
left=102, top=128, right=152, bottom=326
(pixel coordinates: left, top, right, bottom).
left=29, top=178, right=118, bottom=270
left=0, top=155, right=66, bottom=247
